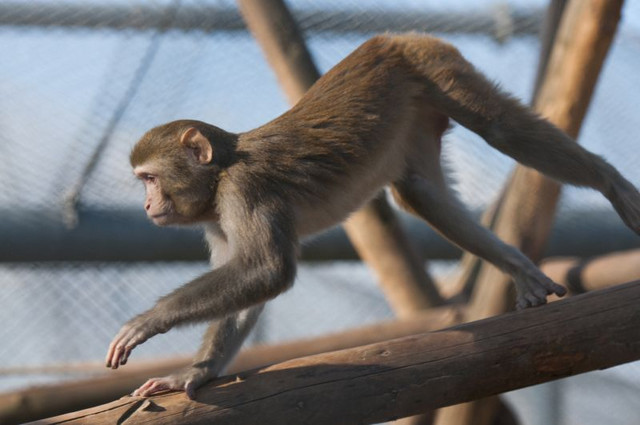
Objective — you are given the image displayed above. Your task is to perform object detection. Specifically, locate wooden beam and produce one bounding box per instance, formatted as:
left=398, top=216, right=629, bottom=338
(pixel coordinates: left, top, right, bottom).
left=344, top=194, right=446, bottom=315
left=541, top=249, right=640, bottom=293
left=236, top=0, right=444, bottom=312
left=29, top=280, right=640, bottom=425
left=438, top=1, right=624, bottom=423
left=447, top=0, right=570, bottom=304
left=235, top=4, right=442, bottom=422
left=0, top=308, right=458, bottom=425
left=468, top=0, right=623, bottom=318
left=531, top=0, right=569, bottom=100
left=434, top=3, right=572, bottom=424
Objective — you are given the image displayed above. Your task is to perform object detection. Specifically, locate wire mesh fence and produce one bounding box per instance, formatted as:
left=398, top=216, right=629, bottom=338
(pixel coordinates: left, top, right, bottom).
left=1, top=1, right=640, bottom=424
left=0, top=261, right=392, bottom=381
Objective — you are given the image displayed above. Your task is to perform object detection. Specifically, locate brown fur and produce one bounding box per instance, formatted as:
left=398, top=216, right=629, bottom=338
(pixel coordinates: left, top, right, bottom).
left=107, top=34, right=640, bottom=399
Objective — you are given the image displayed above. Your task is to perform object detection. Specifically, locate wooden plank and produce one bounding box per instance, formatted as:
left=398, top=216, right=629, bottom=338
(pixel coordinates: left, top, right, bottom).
left=29, top=280, right=640, bottom=425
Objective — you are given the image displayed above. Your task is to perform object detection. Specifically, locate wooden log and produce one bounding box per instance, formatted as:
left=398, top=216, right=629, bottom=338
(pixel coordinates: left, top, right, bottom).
left=531, top=0, right=568, bottom=100
left=448, top=0, right=569, bottom=302
left=234, top=0, right=446, bottom=416
left=0, top=308, right=458, bottom=425
left=236, top=0, right=444, bottom=310
left=468, top=0, right=623, bottom=319
left=435, top=2, right=569, bottom=423
left=438, top=1, right=624, bottom=423
left=344, top=193, right=445, bottom=315
left=541, top=249, right=640, bottom=293
left=29, top=280, right=640, bottom=425
left=355, top=201, right=445, bottom=425
left=237, top=5, right=444, bottom=420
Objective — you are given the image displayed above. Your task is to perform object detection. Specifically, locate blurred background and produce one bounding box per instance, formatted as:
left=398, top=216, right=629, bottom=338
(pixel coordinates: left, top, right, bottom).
left=1, top=0, right=639, bottom=424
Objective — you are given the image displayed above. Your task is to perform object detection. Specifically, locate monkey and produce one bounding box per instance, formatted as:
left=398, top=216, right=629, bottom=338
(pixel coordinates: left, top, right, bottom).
left=106, top=33, right=640, bottom=399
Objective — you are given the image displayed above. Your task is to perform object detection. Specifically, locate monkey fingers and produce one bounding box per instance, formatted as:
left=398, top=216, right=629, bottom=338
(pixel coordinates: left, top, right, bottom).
left=106, top=322, right=153, bottom=369
left=132, top=377, right=178, bottom=398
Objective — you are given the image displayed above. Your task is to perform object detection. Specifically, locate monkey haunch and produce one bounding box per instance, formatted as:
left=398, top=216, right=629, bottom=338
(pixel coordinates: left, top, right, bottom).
left=107, top=34, right=640, bottom=398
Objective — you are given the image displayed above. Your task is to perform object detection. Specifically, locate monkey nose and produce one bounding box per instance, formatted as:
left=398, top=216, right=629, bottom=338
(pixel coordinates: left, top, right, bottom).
left=145, top=202, right=151, bottom=211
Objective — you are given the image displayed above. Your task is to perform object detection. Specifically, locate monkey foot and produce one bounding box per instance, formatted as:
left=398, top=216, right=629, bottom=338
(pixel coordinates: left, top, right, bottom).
left=514, top=268, right=566, bottom=310
left=132, top=368, right=214, bottom=400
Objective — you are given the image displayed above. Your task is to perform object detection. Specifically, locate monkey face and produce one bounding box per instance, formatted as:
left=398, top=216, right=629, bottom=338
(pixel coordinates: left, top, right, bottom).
left=130, top=121, right=233, bottom=226
left=138, top=170, right=172, bottom=225
left=135, top=165, right=179, bottom=226
left=134, top=161, right=217, bottom=226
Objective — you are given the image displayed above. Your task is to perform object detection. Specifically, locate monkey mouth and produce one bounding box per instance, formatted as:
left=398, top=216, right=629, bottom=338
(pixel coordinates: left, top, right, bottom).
left=149, top=213, right=171, bottom=225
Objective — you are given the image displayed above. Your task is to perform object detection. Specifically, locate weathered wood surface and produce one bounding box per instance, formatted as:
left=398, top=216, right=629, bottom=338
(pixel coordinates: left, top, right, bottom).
left=0, top=308, right=458, bottom=425
left=467, top=0, right=624, bottom=320
left=29, top=280, right=640, bottom=425
left=439, top=1, right=625, bottom=423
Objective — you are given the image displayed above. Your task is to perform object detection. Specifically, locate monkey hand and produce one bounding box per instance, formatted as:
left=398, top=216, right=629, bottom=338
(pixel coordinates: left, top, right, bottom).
left=132, top=366, right=215, bottom=400
left=513, top=266, right=566, bottom=310
left=106, top=313, right=169, bottom=369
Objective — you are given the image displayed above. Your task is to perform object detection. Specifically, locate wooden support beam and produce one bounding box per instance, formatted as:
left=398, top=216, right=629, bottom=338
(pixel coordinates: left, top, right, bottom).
left=345, top=194, right=446, bottom=315
left=447, top=0, right=570, bottom=304
left=468, top=0, right=623, bottom=318
left=541, top=249, right=640, bottom=294
left=438, top=1, right=624, bottom=423
left=531, top=0, right=568, bottom=100
left=0, top=308, right=458, bottom=425
left=236, top=0, right=444, bottom=311
left=235, top=4, right=442, bottom=422
left=29, top=280, right=640, bottom=425
left=432, top=3, right=569, bottom=424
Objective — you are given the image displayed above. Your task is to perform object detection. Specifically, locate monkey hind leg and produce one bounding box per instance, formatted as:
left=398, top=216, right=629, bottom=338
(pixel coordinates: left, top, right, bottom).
left=394, top=34, right=640, bottom=236
left=133, top=304, right=264, bottom=399
left=391, top=173, right=566, bottom=309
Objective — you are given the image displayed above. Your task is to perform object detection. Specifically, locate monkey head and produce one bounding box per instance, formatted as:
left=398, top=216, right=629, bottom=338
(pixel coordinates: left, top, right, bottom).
left=130, top=120, right=236, bottom=226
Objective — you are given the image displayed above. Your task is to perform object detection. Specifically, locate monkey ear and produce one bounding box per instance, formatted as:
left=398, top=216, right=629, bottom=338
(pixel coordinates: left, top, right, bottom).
left=180, top=127, right=214, bottom=165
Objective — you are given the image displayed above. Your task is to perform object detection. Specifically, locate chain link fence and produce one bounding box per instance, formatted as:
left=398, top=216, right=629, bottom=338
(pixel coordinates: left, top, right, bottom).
left=1, top=1, right=640, bottom=424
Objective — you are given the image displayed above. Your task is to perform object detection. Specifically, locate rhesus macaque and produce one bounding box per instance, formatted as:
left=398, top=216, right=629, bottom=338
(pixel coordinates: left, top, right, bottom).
left=107, top=34, right=640, bottom=398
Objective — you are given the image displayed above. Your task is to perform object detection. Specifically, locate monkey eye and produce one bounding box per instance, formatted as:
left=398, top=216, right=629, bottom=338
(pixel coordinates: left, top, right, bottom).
left=138, top=173, right=157, bottom=184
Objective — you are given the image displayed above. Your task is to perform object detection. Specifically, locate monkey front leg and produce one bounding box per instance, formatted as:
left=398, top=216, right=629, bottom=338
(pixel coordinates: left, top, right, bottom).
left=107, top=204, right=295, bottom=391
left=132, top=304, right=264, bottom=399
left=106, top=219, right=296, bottom=370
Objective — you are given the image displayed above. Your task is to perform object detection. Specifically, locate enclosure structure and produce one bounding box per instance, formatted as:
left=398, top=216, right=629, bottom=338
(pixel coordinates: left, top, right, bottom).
left=1, top=1, right=640, bottom=424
